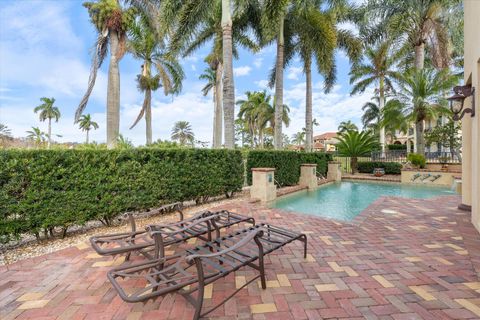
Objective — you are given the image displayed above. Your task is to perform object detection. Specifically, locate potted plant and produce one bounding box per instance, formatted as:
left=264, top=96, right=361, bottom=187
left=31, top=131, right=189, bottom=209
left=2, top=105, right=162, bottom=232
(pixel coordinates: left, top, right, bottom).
left=439, top=156, right=449, bottom=172
left=373, top=167, right=385, bottom=177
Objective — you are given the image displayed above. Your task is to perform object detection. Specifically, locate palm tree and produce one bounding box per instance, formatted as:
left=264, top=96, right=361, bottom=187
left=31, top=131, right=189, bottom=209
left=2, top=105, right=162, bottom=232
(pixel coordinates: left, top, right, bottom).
left=292, top=131, right=306, bottom=146
left=200, top=66, right=223, bottom=148
left=350, top=41, right=402, bottom=152
left=169, top=1, right=261, bottom=149
left=128, top=15, right=184, bottom=145
left=26, top=127, right=46, bottom=147
left=336, top=130, right=378, bottom=174
left=0, top=124, right=11, bottom=138
left=171, top=121, right=195, bottom=146
left=338, top=121, right=358, bottom=133
left=265, top=1, right=361, bottom=150
left=76, top=0, right=137, bottom=148
left=361, top=98, right=381, bottom=131
left=34, top=97, right=61, bottom=149
left=361, top=96, right=408, bottom=140
left=396, top=68, right=458, bottom=154
left=365, top=0, right=461, bottom=70
left=78, top=114, right=99, bottom=144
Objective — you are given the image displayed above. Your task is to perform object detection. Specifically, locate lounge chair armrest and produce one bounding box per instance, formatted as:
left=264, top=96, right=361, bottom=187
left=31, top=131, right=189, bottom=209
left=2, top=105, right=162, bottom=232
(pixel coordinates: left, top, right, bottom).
left=147, top=214, right=217, bottom=237
left=186, top=229, right=264, bottom=263
left=145, top=211, right=214, bottom=231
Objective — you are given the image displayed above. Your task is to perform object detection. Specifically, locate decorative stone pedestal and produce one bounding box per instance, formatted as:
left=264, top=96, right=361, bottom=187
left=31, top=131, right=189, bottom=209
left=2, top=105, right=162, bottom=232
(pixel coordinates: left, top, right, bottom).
left=299, top=164, right=317, bottom=190
left=327, top=161, right=341, bottom=182
left=251, top=168, right=276, bottom=202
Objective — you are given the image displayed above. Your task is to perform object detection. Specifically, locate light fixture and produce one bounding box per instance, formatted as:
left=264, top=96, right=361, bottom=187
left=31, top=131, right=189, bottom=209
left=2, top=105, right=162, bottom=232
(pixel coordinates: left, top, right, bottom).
left=447, top=84, right=475, bottom=121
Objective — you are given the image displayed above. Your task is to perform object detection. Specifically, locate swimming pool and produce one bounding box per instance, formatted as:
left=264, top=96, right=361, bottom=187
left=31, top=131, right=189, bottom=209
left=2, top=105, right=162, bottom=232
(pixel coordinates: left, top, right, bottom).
left=270, top=181, right=455, bottom=221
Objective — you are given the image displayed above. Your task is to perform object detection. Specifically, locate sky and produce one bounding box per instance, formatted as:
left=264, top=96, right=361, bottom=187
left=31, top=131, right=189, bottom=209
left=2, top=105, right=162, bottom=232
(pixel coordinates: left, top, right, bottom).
left=0, top=0, right=373, bottom=146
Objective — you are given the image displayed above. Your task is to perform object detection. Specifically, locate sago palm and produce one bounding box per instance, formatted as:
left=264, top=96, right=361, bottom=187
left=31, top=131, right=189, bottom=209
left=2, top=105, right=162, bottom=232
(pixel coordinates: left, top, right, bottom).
left=34, top=97, right=61, bottom=149
left=76, top=0, right=137, bottom=148
left=171, top=121, right=195, bottom=146
left=350, top=40, right=401, bottom=152
left=128, top=15, right=184, bottom=145
left=78, top=114, right=99, bottom=144
left=396, top=68, right=458, bottom=154
left=336, top=130, right=378, bottom=174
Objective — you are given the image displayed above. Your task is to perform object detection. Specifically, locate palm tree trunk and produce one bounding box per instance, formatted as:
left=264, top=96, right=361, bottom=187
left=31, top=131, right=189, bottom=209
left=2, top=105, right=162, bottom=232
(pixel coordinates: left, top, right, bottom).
left=414, top=42, right=425, bottom=70
left=47, top=118, right=52, bottom=149
left=351, top=157, right=358, bottom=174
left=379, top=77, right=385, bottom=154
left=106, top=29, right=121, bottom=149
left=222, top=0, right=235, bottom=149
left=145, top=88, right=152, bottom=145
left=86, top=129, right=90, bottom=144
left=305, top=57, right=313, bottom=152
left=214, top=63, right=223, bottom=148
left=259, top=130, right=264, bottom=148
left=274, top=16, right=285, bottom=150
left=415, top=119, right=425, bottom=155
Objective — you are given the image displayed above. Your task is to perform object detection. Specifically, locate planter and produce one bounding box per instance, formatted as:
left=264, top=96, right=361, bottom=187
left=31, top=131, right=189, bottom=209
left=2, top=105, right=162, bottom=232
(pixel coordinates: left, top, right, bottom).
left=373, top=168, right=385, bottom=177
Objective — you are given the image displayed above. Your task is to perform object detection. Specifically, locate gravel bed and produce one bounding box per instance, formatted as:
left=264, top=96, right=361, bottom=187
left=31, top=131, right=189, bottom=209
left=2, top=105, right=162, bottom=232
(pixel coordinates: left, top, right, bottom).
left=0, top=194, right=247, bottom=266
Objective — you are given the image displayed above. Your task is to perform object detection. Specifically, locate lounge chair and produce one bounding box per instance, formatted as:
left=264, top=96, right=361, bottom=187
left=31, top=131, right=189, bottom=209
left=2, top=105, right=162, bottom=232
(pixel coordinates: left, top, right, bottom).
left=420, top=173, right=431, bottom=181
left=430, top=174, right=441, bottom=182
left=90, top=210, right=255, bottom=260
left=108, top=223, right=307, bottom=320
left=410, top=173, right=421, bottom=181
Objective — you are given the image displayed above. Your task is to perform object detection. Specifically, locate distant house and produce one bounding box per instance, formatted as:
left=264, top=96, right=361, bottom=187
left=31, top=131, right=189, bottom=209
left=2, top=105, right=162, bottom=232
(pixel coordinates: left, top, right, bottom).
left=313, top=132, right=338, bottom=152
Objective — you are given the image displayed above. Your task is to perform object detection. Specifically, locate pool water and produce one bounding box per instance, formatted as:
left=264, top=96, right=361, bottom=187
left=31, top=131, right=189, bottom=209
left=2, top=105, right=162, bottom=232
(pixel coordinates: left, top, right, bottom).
left=271, top=181, right=455, bottom=221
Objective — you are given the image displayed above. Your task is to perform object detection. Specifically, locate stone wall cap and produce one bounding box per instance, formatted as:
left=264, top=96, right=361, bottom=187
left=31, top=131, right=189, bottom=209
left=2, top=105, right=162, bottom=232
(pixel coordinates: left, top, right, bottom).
left=401, top=168, right=461, bottom=173
left=251, top=167, right=276, bottom=172
left=300, top=163, right=317, bottom=167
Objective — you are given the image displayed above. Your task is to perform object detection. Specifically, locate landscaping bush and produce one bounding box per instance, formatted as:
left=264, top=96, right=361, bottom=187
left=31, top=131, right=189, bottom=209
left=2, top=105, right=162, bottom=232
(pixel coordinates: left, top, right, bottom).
left=387, top=144, right=407, bottom=150
left=246, top=150, right=332, bottom=186
left=407, top=153, right=426, bottom=168
left=0, top=148, right=243, bottom=243
left=357, top=161, right=402, bottom=174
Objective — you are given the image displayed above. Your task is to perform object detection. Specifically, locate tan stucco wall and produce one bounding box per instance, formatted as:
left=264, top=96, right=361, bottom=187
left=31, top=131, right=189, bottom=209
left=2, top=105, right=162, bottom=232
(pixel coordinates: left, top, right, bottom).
left=250, top=168, right=277, bottom=202
left=464, top=0, right=480, bottom=231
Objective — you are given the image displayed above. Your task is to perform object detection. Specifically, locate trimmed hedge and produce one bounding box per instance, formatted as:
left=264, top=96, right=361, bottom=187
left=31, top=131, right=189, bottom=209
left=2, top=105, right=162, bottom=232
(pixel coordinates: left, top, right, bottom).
left=246, top=150, right=332, bottom=186
left=0, top=148, right=243, bottom=243
left=357, top=161, right=402, bottom=174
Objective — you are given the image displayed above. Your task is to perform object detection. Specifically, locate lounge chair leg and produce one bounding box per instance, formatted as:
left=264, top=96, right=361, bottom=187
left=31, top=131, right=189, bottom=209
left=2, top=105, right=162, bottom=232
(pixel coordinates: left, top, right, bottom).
left=193, top=258, right=205, bottom=320
left=301, top=235, right=308, bottom=259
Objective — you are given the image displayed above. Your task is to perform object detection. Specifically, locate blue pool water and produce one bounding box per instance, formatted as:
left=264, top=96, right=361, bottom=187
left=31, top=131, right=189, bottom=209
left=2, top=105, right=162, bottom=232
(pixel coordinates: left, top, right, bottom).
left=271, top=181, right=455, bottom=221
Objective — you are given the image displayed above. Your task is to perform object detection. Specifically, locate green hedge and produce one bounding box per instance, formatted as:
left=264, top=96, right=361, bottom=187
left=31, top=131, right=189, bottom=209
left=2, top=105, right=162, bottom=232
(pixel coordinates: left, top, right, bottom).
left=0, top=148, right=243, bottom=243
left=357, top=161, right=402, bottom=174
left=246, top=150, right=332, bottom=186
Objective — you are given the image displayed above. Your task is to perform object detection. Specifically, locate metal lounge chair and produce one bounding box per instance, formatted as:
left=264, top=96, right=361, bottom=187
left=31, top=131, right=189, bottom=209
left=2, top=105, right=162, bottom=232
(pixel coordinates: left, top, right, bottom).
left=90, top=210, right=255, bottom=260
left=410, top=173, right=421, bottom=181
left=108, top=223, right=307, bottom=320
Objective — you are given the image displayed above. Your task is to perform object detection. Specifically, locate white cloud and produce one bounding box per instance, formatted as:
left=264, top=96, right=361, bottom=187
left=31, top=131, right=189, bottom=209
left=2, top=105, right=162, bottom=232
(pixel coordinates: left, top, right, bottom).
left=255, top=80, right=270, bottom=89
left=233, top=66, right=252, bottom=77
left=286, top=66, right=303, bottom=81
left=253, top=57, right=263, bottom=68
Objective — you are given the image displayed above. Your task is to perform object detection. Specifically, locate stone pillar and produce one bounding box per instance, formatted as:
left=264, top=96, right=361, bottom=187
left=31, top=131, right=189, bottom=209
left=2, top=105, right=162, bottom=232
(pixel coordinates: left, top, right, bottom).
left=460, top=103, right=472, bottom=211
left=327, top=161, right=341, bottom=182
left=250, top=168, right=276, bottom=202
left=299, top=164, right=317, bottom=190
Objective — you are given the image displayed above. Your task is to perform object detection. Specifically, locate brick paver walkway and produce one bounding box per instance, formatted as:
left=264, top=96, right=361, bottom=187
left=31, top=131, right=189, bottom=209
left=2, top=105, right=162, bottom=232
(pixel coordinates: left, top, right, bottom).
left=1, top=195, right=480, bottom=319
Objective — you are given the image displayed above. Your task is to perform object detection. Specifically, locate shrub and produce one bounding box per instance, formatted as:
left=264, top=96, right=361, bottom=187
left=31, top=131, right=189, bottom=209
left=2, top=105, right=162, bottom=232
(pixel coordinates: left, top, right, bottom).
left=407, top=153, right=426, bottom=168
left=357, top=161, right=402, bottom=174
left=387, top=144, right=407, bottom=150
left=0, top=148, right=243, bottom=243
left=246, top=150, right=331, bottom=186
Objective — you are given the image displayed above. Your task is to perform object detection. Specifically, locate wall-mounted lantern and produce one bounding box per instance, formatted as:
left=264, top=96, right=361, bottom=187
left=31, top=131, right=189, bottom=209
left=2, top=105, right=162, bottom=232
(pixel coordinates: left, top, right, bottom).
left=447, top=84, right=475, bottom=121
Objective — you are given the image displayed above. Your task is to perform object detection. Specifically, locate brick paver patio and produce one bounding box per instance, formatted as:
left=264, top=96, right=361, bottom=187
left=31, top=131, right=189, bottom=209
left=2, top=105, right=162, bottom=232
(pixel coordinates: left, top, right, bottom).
left=1, top=195, right=480, bottom=319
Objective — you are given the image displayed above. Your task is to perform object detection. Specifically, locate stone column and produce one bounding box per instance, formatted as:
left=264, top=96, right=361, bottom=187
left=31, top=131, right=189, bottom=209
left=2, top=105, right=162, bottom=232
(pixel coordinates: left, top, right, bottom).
left=299, top=164, right=317, bottom=190
left=327, top=161, right=341, bottom=182
left=460, top=104, right=472, bottom=211
left=250, top=168, right=276, bottom=202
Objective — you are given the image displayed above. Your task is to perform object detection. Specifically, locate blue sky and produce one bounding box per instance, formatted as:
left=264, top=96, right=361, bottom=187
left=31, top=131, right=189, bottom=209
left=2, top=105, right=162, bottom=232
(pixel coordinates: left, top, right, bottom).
left=0, top=0, right=373, bottom=146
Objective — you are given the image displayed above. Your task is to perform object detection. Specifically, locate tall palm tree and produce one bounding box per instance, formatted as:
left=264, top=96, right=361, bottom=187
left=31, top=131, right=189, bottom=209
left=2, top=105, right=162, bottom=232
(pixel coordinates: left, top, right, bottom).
left=361, top=96, right=408, bottom=139
left=361, top=98, right=381, bottom=131
left=338, top=120, right=358, bottom=133
left=169, top=1, right=261, bottom=149
left=336, top=130, right=378, bottom=174
left=292, top=131, right=306, bottom=146
left=199, top=66, right=223, bottom=148
left=26, top=127, right=46, bottom=147
left=76, top=0, right=137, bottom=148
left=365, top=0, right=461, bottom=70
left=396, top=68, right=458, bottom=154
left=171, top=121, right=195, bottom=146
left=128, top=15, right=184, bottom=145
left=34, top=97, right=61, bottom=149
left=78, top=114, right=99, bottom=144
left=350, top=41, right=401, bottom=152
left=265, top=0, right=361, bottom=150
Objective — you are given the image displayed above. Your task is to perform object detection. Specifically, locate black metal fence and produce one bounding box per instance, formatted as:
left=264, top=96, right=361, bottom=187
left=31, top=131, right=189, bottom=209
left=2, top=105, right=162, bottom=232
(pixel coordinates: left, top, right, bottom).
left=371, top=150, right=461, bottom=164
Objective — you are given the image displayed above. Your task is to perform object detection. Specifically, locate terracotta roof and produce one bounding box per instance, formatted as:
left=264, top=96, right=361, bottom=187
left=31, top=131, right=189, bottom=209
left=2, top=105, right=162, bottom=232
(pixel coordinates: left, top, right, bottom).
left=313, top=142, right=325, bottom=150
left=313, top=132, right=337, bottom=140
